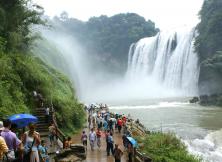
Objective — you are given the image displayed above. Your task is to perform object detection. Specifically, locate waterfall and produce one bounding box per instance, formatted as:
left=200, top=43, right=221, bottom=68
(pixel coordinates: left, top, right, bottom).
left=127, top=27, right=200, bottom=96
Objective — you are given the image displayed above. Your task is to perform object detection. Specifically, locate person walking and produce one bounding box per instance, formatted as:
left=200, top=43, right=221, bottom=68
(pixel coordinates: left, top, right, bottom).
left=89, top=128, right=96, bottom=151
left=81, top=131, right=87, bottom=150
left=96, top=128, right=102, bottom=149
left=127, top=143, right=133, bottom=162
left=38, top=140, right=49, bottom=162
left=113, top=144, right=123, bottom=162
left=117, top=118, right=123, bottom=133
left=45, top=106, right=50, bottom=123
left=48, top=123, right=56, bottom=147
left=107, top=132, right=114, bottom=156
left=1, top=119, right=22, bottom=161
left=88, top=115, right=91, bottom=129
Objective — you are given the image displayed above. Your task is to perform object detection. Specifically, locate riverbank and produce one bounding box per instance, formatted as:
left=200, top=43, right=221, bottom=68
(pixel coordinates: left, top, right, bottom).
left=110, top=102, right=209, bottom=162
left=116, top=112, right=200, bottom=162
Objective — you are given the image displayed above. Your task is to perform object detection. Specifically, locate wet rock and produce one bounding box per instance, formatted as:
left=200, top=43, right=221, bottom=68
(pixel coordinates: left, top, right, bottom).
left=189, top=97, right=199, bottom=103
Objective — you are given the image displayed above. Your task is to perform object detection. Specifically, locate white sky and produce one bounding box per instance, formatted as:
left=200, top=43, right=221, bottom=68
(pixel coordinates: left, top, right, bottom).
left=33, top=0, right=204, bottom=30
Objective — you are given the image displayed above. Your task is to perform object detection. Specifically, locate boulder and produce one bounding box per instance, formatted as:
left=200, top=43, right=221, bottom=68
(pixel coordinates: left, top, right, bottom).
left=55, top=144, right=86, bottom=162
left=189, top=97, right=199, bottom=103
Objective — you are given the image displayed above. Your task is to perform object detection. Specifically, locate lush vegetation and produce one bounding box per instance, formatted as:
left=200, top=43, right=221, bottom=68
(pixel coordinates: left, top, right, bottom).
left=0, top=0, right=85, bottom=133
left=195, top=0, right=222, bottom=94
left=136, top=132, right=201, bottom=162
left=0, top=0, right=44, bottom=53
left=51, top=13, right=159, bottom=72
left=0, top=53, right=85, bottom=132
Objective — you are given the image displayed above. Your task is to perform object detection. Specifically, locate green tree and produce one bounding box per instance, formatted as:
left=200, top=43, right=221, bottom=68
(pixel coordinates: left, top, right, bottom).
left=0, top=0, right=44, bottom=53
left=195, top=0, right=222, bottom=94
left=51, top=13, right=159, bottom=73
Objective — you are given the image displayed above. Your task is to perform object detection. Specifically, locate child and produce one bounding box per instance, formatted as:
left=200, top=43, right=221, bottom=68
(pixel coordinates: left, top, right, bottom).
left=64, top=137, right=72, bottom=148
left=81, top=131, right=87, bottom=149
left=38, top=140, right=49, bottom=162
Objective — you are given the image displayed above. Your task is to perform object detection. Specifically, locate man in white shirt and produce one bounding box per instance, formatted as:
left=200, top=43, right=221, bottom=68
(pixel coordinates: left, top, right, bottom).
left=89, top=128, right=96, bottom=151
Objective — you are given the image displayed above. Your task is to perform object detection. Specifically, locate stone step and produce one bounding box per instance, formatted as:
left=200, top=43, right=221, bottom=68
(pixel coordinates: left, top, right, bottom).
left=36, top=123, right=48, bottom=127
left=36, top=128, right=49, bottom=133
left=39, top=131, right=49, bottom=138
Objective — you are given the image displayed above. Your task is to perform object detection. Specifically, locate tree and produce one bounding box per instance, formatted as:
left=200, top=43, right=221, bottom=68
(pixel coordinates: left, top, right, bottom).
left=0, top=0, right=44, bottom=53
left=195, top=0, right=222, bottom=94
left=51, top=13, right=159, bottom=72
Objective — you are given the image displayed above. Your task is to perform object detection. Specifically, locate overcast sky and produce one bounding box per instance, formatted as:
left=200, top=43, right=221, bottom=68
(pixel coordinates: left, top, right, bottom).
left=33, top=0, right=204, bottom=30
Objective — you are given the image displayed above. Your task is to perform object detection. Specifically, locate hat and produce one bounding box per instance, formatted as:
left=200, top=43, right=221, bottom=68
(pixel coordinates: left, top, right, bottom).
left=0, top=121, right=4, bottom=130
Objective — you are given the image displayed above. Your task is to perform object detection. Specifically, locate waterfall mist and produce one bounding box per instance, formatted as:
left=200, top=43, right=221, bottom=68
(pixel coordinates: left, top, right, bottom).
left=33, top=26, right=199, bottom=104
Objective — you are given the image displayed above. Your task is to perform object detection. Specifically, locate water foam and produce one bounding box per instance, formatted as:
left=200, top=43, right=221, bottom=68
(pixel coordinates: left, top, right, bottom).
left=185, top=129, right=222, bottom=162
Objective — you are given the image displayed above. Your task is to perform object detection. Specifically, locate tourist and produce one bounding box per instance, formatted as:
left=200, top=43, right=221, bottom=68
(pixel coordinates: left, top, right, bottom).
left=0, top=136, right=8, bottom=161
left=92, top=116, right=96, bottom=128
left=103, top=119, right=108, bottom=131
left=107, top=132, right=114, bottom=156
left=89, top=128, right=96, bottom=151
left=45, top=106, right=50, bottom=123
left=1, top=119, right=22, bottom=161
left=88, top=115, right=91, bottom=129
left=117, top=118, right=123, bottom=133
left=0, top=122, right=8, bottom=161
left=66, top=137, right=72, bottom=148
left=108, top=119, right=113, bottom=132
left=81, top=131, right=87, bottom=149
left=22, top=123, right=41, bottom=162
left=96, top=128, right=102, bottom=149
left=127, top=143, right=133, bottom=162
left=48, top=123, right=56, bottom=146
left=122, top=134, right=128, bottom=150
left=113, top=144, right=123, bottom=162
left=97, top=116, right=103, bottom=129
left=105, top=130, right=110, bottom=152
left=38, top=140, right=49, bottom=162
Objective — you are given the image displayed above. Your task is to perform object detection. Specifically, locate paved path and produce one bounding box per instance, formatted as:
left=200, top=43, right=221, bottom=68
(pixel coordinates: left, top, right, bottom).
left=72, top=128, right=127, bottom=162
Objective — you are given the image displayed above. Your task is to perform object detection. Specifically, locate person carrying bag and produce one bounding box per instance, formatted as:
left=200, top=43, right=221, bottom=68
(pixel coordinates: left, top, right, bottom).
left=22, top=123, right=40, bottom=162
left=23, top=138, right=35, bottom=162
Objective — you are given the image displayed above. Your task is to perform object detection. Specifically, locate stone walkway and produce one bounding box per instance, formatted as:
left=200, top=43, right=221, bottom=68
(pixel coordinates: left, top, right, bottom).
left=72, top=128, right=128, bottom=162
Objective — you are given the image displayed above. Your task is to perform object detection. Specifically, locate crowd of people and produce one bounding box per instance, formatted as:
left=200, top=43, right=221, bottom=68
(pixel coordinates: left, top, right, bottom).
left=82, top=103, right=134, bottom=162
left=0, top=119, right=51, bottom=162
left=0, top=91, right=56, bottom=162
left=0, top=97, right=137, bottom=162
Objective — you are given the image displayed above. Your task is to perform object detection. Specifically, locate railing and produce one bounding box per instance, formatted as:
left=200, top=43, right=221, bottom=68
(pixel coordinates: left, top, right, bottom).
left=51, top=109, right=66, bottom=149
left=134, top=150, right=152, bottom=162
left=126, top=119, right=152, bottom=162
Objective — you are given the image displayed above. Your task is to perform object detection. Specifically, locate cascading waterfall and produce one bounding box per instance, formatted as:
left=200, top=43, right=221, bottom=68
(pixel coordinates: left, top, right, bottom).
left=127, top=27, right=200, bottom=96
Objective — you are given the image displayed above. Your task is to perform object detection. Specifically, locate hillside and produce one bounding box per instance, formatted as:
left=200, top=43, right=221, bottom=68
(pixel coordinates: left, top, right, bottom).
left=0, top=0, right=85, bottom=133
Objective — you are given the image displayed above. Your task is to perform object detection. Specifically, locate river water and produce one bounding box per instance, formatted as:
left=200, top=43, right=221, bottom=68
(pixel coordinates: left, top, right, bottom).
left=109, top=99, right=222, bottom=162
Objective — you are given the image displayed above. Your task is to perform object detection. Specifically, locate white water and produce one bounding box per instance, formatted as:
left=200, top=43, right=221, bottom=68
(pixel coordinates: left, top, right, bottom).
left=110, top=101, right=222, bottom=162
left=127, top=27, right=200, bottom=97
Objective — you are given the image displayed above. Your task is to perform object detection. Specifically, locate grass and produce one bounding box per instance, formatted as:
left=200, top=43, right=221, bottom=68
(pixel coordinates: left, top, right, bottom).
left=136, top=132, right=201, bottom=162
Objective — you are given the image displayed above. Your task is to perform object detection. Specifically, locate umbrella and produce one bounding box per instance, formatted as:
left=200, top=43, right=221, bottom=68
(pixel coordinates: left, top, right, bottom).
left=127, top=136, right=138, bottom=148
left=8, top=114, right=38, bottom=128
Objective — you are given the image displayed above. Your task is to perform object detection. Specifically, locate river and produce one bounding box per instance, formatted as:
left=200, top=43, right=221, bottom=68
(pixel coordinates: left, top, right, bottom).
left=110, top=99, right=222, bottom=162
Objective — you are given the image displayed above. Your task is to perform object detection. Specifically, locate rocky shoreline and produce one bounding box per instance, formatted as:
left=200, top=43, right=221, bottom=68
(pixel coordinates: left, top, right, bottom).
left=190, top=93, right=222, bottom=106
